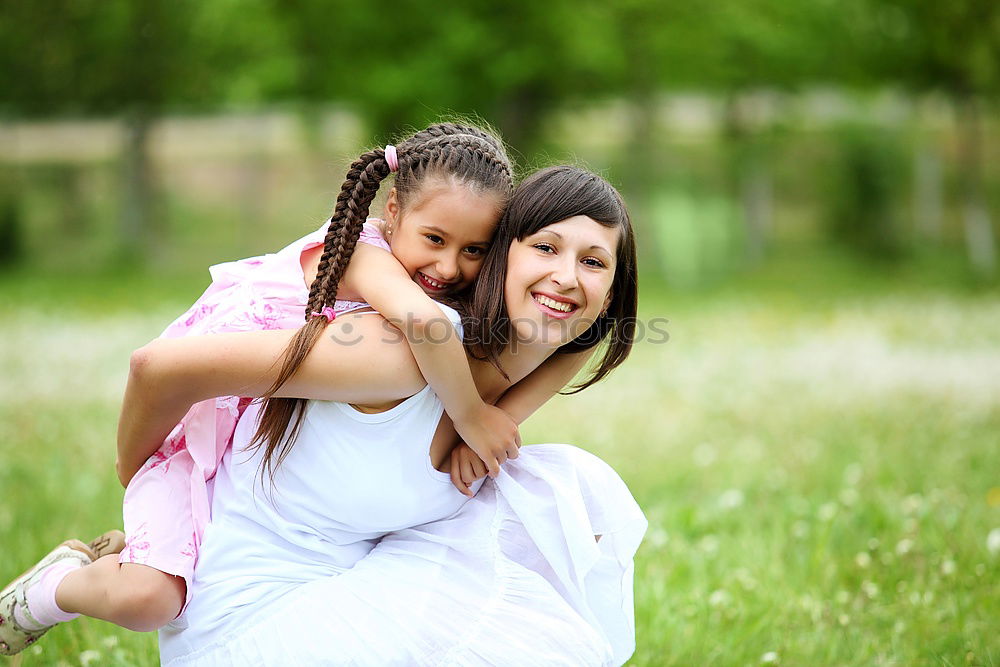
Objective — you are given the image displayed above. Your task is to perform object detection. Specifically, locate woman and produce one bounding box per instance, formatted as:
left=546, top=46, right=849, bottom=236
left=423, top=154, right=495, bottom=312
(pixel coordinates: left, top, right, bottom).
left=134, top=166, right=645, bottom=665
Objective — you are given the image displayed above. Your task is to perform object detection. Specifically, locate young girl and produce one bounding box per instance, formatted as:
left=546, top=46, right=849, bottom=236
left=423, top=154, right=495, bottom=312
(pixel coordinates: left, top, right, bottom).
left=0, top=121, right=526, bottom=653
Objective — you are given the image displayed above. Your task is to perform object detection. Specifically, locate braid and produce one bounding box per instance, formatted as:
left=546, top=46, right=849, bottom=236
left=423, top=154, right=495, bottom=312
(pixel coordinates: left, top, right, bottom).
left=308, top=151, right=391, bottom=314
left=249, top=122, right=514, bottom=483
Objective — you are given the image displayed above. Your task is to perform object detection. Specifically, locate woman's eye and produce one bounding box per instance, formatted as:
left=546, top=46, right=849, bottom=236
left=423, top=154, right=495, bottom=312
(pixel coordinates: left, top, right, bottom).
left=583, top=257, right=606, bottom=268
left=425, top=235, right=444, bottom=245
left=533, top=243, right=555, bottom=253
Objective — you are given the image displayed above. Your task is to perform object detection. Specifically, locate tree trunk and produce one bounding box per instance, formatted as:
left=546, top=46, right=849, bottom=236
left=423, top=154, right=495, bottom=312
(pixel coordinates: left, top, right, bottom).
left=913, top=143, right=943, bottom=241
left=622, top=92, right=661, bottom=279
left=55, top=165, right=88, bottom=235
left=120, top=108, right=153, bottom=262
left=741, top=155, right=772, bottom=264
left=956, top=95, right=995, bottom=277
left=724, top=94, right=772, bottom=265
left=497, top=87, right=545, bottom=158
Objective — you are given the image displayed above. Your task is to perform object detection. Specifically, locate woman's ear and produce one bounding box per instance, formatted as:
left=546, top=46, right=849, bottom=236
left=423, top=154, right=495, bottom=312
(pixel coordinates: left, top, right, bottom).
left=601, top=290, right=613, bottom=315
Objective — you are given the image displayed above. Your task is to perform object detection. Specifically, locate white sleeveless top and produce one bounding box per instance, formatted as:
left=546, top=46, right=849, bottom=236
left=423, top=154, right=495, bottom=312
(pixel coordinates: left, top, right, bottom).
left=160, top=304, right=471, bottom=660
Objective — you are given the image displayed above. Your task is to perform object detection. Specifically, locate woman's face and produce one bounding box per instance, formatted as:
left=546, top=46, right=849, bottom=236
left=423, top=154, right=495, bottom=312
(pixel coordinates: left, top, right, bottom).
left=504, top=215, right=618, bottom=348
left=386, top=182, right=498, bottom=296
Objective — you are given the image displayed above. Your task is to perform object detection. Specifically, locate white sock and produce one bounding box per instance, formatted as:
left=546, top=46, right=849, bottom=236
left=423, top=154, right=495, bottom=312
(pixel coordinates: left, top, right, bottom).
left=13, top=559, right=82, bottom=630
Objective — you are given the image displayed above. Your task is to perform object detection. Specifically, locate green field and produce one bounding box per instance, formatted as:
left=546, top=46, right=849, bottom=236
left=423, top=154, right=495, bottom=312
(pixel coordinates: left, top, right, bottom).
left=1, top=255, right=998, bottom=666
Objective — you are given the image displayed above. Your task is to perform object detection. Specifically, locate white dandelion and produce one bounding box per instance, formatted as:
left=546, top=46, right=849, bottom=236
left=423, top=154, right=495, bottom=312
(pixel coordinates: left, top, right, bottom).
left=839, top=488, right=859, bottom=506
left=693, top=443, right=717, bottom=468
left=844, top=463, right=863, bottom=486
left=708, top=589, right=731, bottom=608
left=987, top=528, right=1000, bottom=556
left=79, top=650, right=102, bottom=667
left=718, top=489, right=745, bottom=510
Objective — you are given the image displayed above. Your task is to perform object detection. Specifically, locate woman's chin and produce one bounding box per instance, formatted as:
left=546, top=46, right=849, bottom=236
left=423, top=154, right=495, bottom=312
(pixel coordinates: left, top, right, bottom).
left=511, top=316, right=596, bottom=348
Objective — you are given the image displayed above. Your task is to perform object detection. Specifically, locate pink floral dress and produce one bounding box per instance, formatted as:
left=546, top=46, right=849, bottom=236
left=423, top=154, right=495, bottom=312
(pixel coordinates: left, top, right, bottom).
left=120, top=221, right=390, bottom=609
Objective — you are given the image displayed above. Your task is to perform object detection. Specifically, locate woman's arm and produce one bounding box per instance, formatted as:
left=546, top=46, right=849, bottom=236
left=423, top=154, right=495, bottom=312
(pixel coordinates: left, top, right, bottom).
left=116, top=311, right=427, bottom=485
left=342, top=243, right=520, bottom=477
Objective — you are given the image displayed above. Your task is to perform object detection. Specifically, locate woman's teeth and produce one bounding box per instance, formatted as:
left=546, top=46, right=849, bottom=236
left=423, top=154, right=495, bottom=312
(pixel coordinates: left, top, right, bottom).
left=534, top=294, right=575, bottom=312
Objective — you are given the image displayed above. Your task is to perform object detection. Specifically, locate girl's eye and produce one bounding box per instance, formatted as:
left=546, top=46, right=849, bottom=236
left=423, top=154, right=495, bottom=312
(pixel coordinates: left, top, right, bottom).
left=425, top=235, right=444, bottom=245
left=463, top=246, right=486, bottom=257
left=533, top=243, right=555, bottom=253
left=583, top=257, right=607, bottom=268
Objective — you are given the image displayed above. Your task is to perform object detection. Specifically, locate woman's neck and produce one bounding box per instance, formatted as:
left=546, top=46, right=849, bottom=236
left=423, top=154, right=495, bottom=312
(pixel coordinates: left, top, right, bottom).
left=497, top=343, right=557, bottom=387
left=467, top=342, right=554, bottom=403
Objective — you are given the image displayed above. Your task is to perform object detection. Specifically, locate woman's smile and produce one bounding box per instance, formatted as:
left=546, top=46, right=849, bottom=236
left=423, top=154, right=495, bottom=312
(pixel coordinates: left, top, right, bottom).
left=505, top=215, right=618, bottom=346
left=530, top=291, right=579, bottom=318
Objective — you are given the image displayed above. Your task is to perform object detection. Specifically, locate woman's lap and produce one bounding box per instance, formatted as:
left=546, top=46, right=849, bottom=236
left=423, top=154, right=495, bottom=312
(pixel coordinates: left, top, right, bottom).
left=160, top=444, right=645, bottom=667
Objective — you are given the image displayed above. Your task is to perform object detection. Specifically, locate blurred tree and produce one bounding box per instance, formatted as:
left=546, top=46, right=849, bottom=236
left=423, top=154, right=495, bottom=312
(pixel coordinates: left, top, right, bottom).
left=0, top=0, right=292, bottom=260
left=623, top=0, right=849, bottom=267
left=0, top=197, right=24, bottom=268
left=825, top=125, right=906, bottom=259
left=269, top=0, right=627, bottom=153
left=855, top=0, right=1000, bottom=276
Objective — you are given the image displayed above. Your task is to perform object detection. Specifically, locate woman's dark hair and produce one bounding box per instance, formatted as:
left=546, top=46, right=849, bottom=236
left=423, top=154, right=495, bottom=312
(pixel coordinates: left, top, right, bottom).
left=464, top=165, right=638, bottom=393
left=249, top=122, right=514, bottom=481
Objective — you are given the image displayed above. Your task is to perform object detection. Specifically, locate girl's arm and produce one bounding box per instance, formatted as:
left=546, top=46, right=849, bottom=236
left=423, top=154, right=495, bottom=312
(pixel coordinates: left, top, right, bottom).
left=449, top=348, right=594, bottom=495
left=341, top=243, right=520, bottom=478
left=116, top=311, right=427, bottom=485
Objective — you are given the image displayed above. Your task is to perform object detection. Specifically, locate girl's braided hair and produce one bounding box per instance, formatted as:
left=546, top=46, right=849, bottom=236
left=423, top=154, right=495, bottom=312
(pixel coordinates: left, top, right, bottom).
left=249, top=123, right=513, bottom=481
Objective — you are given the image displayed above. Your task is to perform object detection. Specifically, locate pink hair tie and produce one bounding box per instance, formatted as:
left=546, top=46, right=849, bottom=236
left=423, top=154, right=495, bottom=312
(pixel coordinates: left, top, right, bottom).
left=310, top=306, right=337, bottom=323
left=384, top=145, right=399, bottom=172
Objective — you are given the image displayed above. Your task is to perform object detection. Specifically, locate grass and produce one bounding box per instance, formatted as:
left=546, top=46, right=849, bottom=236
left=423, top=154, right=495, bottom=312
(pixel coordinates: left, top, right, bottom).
left=1, top=254, right=998, bottom=666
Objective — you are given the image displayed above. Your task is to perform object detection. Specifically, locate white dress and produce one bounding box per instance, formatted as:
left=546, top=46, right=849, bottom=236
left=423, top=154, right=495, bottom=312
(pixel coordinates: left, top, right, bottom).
left=160, top=308, right=647, bottom=666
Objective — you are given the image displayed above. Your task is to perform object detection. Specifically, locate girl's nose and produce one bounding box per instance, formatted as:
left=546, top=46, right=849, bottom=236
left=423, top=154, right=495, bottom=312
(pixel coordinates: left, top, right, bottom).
left=437, top=255, right=461, bottom=282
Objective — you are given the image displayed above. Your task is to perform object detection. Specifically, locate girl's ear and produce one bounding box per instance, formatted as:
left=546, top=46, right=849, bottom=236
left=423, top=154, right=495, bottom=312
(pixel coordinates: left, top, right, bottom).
left=385, top=187, right=400, bottom=226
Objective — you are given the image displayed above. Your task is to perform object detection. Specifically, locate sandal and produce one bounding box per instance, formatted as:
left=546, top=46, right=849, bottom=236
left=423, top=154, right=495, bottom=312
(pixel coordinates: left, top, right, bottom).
left=0, top=542, right=92, bottom=655
left=86, top=530, right=127, bottom=560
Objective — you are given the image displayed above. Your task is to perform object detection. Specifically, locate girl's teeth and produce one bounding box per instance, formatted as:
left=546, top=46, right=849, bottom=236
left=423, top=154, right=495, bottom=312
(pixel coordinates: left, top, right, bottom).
left=534, top=294, right=574, bottom=312
left=423, top=274, right=444, bottom=289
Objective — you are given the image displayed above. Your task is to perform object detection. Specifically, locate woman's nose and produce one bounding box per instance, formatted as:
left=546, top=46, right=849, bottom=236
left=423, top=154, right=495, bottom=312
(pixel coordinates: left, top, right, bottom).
left=550, top=257, right=578, bottom=289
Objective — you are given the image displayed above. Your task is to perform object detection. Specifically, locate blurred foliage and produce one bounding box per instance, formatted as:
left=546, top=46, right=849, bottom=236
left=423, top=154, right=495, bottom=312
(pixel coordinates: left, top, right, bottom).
left=0, top=0, right=997, bottom=279
left=824, top=125, right=907, bottom=260
left=6, top=0, right=996, bottom=132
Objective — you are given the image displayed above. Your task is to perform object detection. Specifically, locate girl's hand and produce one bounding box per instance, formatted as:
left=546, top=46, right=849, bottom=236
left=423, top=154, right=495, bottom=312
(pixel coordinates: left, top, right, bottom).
left=449, top=442, right=490, bottom=497
left=453, top=403, right=521, bottom=479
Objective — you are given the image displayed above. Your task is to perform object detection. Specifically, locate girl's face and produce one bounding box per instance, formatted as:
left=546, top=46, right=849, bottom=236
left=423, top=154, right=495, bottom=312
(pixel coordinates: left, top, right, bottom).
left=385, top=182, right=499, bottom=296
left=504, top=216, right=618, bottom=348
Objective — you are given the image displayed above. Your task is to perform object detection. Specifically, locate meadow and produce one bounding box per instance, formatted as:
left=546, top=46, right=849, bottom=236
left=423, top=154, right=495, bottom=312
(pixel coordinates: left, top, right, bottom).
left=1, top=251, right=998, bottom=666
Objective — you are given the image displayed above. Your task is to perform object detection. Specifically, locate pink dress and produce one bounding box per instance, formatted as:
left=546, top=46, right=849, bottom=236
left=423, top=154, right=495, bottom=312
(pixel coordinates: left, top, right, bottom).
left=120, top=221, right=390, bottom=607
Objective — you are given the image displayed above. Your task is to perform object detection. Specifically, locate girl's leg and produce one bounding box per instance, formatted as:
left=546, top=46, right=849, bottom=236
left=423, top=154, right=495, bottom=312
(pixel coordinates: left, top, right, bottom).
left=56, top=556, right=185, bottom=632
